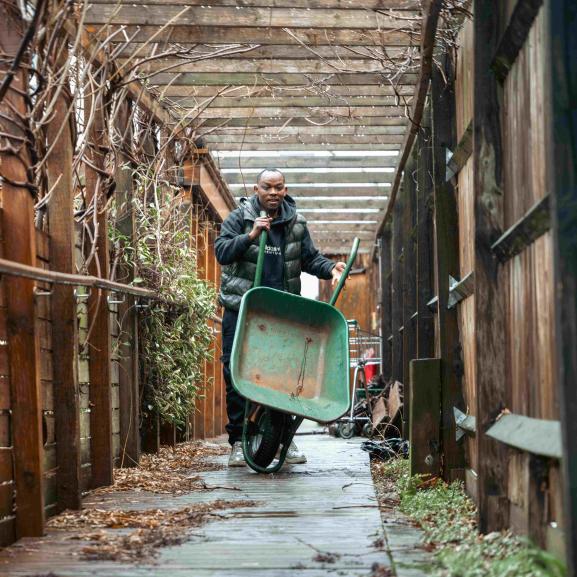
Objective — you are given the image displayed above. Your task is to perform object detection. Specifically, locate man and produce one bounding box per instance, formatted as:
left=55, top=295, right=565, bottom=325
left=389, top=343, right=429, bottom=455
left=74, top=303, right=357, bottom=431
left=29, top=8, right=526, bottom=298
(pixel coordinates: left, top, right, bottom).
left=215, top=168, right=346, bottom=467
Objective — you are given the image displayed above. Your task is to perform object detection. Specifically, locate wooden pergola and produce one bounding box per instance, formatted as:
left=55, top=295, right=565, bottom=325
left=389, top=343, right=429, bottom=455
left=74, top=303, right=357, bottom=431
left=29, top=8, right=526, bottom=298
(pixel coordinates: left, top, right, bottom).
left=83, top=0, right=423, bottom=255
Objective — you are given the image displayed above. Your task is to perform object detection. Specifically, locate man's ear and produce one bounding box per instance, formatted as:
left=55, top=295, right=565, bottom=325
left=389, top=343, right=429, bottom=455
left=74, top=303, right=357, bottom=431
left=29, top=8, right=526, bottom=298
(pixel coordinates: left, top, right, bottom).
left=253, top=184, right=259, bottom=193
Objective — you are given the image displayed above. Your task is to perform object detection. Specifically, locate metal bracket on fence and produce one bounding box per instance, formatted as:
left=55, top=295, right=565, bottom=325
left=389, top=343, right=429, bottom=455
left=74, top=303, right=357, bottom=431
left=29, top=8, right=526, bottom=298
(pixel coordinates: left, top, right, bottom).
left=135, top=298, right=150, bottom=310
left=107, top=292, right=126, bottom=305
left=34, top=287, right=53, bottom=297
left=454, top=406, right=477, bottom=441
left=73, top=288, right=91, bottom=301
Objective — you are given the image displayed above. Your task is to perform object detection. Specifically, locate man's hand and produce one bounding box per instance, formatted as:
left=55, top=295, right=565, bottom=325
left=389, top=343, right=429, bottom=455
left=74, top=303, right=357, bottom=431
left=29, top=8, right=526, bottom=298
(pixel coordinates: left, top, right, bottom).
left=248, top=216, right=272, bottom=241
left=331, top=261, right=347, bottom=287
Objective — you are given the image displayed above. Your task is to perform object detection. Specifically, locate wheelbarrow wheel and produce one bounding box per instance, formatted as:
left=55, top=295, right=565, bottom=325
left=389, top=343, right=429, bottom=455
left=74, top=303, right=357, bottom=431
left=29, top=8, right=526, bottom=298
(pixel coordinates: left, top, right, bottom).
left=247, top=408, right=285, bottom=468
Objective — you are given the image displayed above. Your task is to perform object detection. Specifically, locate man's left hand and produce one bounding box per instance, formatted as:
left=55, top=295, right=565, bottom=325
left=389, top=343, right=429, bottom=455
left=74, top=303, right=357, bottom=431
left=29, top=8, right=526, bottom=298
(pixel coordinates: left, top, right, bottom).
left=331, top=262, right=347, bottom=287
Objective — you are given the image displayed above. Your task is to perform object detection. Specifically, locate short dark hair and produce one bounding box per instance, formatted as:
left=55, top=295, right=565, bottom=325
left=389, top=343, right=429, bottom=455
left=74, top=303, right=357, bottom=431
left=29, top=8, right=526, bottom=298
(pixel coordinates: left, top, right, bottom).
left=256, top=168, right=285, bottom=185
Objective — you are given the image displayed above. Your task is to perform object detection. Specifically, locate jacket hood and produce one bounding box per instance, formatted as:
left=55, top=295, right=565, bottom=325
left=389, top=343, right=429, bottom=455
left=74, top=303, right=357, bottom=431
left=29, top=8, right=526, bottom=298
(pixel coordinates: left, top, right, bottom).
left=241, top=194, right=297, bottom=224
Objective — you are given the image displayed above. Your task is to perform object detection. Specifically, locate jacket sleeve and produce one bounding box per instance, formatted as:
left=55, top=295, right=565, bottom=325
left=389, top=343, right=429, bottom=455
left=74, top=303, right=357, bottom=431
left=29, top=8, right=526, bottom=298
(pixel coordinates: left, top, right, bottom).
left=215, top=209, right=253, bottom=265
left=300, top=226, right=336, bottom=280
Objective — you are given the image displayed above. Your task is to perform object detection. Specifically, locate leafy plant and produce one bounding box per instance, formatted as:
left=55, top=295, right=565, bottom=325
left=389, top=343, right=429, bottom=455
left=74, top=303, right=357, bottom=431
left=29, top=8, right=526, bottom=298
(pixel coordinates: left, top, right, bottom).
left=110, top=166, right=216, bottom=427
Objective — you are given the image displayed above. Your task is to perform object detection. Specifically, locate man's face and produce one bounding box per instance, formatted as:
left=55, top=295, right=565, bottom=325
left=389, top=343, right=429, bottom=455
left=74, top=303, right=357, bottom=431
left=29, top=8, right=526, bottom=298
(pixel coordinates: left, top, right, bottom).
left=254, top=171, right=287, bottom=214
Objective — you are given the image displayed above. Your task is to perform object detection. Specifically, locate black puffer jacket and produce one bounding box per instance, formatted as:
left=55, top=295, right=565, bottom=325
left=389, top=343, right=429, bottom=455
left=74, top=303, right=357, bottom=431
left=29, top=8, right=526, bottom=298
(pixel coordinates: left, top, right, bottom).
left=215, top=194, right=335, bottom=311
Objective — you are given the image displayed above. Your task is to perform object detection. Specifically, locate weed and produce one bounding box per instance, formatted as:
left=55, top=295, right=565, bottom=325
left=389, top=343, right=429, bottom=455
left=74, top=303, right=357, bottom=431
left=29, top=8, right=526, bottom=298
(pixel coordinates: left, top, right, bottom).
left=373, top=459, right=566, bottom=577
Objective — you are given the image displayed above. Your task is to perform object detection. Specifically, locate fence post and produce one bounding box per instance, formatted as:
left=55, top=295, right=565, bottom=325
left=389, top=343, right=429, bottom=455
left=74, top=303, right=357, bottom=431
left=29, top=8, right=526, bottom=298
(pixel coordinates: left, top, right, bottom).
left=47, top=87, right=82, bottom=509
left=431, top=59, right=466, bottom=481
left=473, top=0, right=509, bottom=532
left=0, top=0, right=45, bottom=537
left=85, top=72, right=113, bottom=488
left=114, top=97, right=141, bottom=466
left=548, top=0, right=577, bottom=572
left=409, top=358, right=441, bottom=477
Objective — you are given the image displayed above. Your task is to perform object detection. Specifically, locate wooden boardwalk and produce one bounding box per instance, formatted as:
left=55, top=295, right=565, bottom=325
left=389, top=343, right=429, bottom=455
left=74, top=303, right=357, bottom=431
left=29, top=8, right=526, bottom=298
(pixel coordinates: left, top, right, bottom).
left=0, top=427, right=429, bottom=576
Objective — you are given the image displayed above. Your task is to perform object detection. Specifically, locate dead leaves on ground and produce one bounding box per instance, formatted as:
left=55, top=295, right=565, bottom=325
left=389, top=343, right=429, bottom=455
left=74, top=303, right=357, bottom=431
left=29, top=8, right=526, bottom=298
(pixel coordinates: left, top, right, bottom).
left=92, top=441, right=228, bottom=496
left=48, top=500, right=255, bottom=562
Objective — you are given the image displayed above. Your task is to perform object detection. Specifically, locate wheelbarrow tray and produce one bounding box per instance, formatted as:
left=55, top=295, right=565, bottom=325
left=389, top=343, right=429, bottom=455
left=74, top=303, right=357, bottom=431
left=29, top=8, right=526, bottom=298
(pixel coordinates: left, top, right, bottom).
left=230, top=287, right=351, bottom=423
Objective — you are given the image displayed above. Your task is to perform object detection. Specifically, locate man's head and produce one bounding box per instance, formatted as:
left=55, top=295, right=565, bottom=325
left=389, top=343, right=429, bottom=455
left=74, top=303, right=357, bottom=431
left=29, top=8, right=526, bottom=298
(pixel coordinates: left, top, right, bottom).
left=254, top=168, right=287, bottom=215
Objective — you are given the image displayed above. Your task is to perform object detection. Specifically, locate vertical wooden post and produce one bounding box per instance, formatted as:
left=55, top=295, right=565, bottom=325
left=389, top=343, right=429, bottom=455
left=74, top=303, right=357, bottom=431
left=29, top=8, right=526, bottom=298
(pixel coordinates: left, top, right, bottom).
left=415, top=108, right=435, bottom=359
left=391, top=189, right=404, bottom=386
left=409, top=358, right=441, bottom=477
left=473, top=0, right=509, bottom=532
left=203, top=227, right=215, bottom=438
left=0, top=0, right=45, bottom=537
left=195, top=206, right=206, bottom=439
left=431, top=60, right=466, bottom=481
left=114, top=98, right=140, bottom=466
left=85, top=74, right=113, bottom=488
left=46, top=87, right=82, bottom=508
left=548, top=0, right=577, bottom=571
left=378, top=227, right=392, bottom=379
left=402, top=159, right=417, bottom=437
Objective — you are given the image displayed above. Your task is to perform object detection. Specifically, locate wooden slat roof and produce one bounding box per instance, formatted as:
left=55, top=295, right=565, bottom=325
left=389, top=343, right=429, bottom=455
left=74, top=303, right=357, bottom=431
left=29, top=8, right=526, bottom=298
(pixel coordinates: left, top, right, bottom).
left=84, top=0, right=422, bottom=254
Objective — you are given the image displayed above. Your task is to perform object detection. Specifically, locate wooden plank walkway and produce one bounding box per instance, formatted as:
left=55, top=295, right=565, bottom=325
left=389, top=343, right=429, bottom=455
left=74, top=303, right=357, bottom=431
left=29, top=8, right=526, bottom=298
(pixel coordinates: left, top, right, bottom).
left=0, top=425, right=430, bottom=576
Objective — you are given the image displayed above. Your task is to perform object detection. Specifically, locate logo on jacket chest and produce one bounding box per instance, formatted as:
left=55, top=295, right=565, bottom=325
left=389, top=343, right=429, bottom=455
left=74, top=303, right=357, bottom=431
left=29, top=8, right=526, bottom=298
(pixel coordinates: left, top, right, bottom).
left=265, top=245, right=282, bottom=257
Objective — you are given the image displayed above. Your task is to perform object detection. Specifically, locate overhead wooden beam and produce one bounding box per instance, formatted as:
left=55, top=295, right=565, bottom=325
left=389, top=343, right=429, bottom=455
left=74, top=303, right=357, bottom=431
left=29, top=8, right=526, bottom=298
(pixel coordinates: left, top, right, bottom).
left=85, top=6, right=421, bottom=29
left=232, top=186, right=390, bottom=196
left=169, top=95, right=412, bottom=108
left=162, top=84, right=416, bottom=98
left=205, top=126, right=407, bottom=137
left=119, top=44, right=417, bottom=61
left=88, top=0, right=421, bottom=9
left=217, top=156, right=399, bottom=169
left=193, top=106, right=407, bottom=119
left=196, top=116, right=409, bottom=128
left=203, top=135, right=405, bottom=145
left=133, top=58, right=417, bottom=75
left=91, top=25, right=419, bottom=46
left=266, top=198, right=389, bottom=209
left=305, top=222, right=379, bottom=230
left=207, top=142, right=401, bottom=151
left=149, top=72, right=419, bottom=86
left=549, top=0, right=577, bottom=571
left=0, top=0, right=44, bottom=538
left=473, top=0, right=509, bottom=533
left=307, top=230, right=375, bottom=238
left=223, top=171, right=394, bottom=185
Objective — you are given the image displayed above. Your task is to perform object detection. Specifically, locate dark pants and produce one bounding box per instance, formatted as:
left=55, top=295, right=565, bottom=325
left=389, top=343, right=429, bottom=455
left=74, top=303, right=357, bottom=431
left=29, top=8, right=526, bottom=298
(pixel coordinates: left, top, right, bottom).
left=221, top=309, right=245, bottom=445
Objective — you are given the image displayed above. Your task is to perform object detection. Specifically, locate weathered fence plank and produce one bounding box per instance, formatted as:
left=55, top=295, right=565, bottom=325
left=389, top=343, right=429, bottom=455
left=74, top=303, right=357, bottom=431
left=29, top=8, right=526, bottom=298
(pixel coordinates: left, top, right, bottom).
left=0, top=0, right=45, bottom=537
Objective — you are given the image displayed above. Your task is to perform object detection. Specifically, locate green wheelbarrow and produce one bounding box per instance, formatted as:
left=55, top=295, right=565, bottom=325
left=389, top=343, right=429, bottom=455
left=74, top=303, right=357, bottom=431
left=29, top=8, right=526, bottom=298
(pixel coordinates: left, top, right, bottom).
left=230, top=212, right=359, bottom=473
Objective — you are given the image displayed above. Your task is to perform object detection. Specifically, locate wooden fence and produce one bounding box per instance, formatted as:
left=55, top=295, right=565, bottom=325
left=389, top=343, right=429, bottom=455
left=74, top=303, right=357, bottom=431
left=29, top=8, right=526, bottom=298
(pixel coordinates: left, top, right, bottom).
left=0, top=6, right=231, bottom=543
left=377, top=0, right=573, bottom=565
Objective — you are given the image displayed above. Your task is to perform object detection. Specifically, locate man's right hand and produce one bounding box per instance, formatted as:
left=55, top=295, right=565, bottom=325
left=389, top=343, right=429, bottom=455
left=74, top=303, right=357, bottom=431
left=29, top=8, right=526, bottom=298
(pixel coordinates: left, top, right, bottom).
left=248, top=216, right=272, bottom=241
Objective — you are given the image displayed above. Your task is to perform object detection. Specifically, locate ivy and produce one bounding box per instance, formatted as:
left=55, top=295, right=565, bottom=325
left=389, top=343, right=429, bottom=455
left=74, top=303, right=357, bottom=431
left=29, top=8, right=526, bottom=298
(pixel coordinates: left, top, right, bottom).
left=110, top=166, right=217, bottom=427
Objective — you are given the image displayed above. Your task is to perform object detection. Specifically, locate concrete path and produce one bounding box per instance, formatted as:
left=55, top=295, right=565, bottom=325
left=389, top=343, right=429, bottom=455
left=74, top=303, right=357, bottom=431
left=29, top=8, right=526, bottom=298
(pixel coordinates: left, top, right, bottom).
left=0, top=427, right=430, bottom=576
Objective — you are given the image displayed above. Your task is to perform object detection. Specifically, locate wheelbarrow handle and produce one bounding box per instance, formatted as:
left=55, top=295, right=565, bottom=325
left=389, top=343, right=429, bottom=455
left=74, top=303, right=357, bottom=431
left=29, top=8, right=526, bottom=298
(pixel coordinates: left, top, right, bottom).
left=328, top=237, right=360, bottom=307
left=253, top=210, right=268, bottom=288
